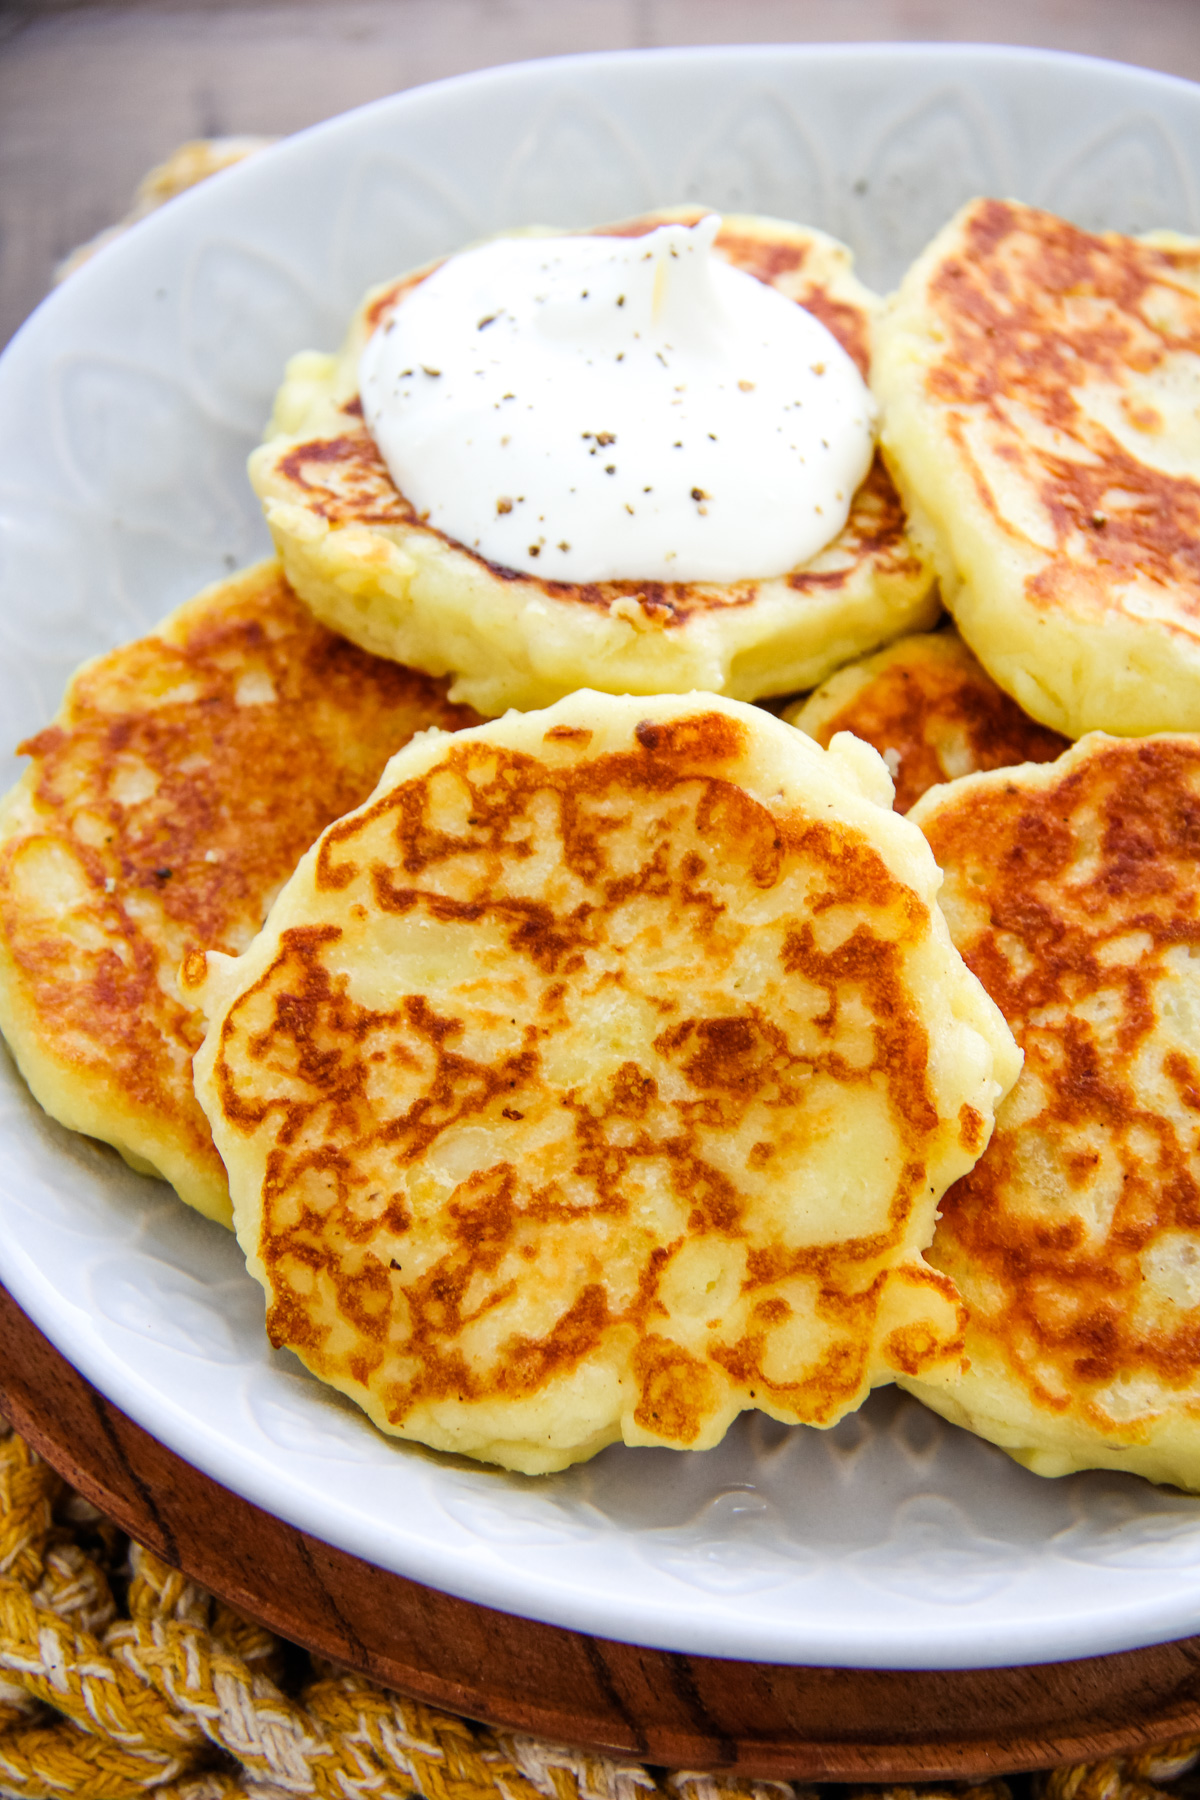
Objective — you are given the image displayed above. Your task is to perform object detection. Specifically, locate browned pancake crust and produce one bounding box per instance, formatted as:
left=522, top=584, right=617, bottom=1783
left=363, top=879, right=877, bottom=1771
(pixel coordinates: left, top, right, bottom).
left=916, top=738, right=1200, bottom=1426
left=925, top=199, right=1200, bottom=628
left=248, top=726, right=949, bottom=1425
left=800, top=631, right=1069, bottom=813
left=0, top=562, right=478, bottom=1220
left=276, top=209, right=918, bottom=628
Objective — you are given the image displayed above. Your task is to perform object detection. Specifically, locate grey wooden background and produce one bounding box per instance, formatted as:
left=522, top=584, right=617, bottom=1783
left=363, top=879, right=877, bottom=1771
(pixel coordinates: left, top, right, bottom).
left=2, top=0, right=1199, bottom=346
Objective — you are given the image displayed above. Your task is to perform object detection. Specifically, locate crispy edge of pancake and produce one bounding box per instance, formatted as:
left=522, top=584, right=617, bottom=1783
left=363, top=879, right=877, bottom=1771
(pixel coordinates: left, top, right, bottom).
left=0, top=559, right=479, bottom=1229
left=873, top=197, right=1200, bottom=740
left=902, top=734, right=1200, bottom=1489
left=900, top=1367, right=1200, bottom=1487
left=0, top=775, right=222, bottom=1203
left=187, top=692, right=1020, bottom=1472
left=249, top=209, right=938, bottom=716
left=785, top=624, right=1069, bottom=813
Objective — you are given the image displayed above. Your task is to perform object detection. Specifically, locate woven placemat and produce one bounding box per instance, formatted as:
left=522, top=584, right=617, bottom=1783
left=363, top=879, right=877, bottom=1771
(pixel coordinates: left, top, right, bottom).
left=0, top=1414, right=1190, bottom=1800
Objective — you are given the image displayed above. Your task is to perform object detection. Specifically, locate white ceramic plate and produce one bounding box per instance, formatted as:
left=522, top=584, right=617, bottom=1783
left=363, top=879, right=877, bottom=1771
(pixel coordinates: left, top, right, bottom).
left=4, top=42, right=1200, bottom=1671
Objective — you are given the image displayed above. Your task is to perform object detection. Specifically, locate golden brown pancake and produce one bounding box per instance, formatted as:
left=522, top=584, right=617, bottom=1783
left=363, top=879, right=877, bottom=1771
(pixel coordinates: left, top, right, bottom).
left=0, top=561, right=478, bottom=1226
left=786, top=626, right=1068, bottom=813
left=874, top=198, right=1200, bottom=739
left=905, top=735, right=1200, bottom=1488
left=188, top=691, right=1019, bottom=1472
left=249, top=209, right=939, bottom=716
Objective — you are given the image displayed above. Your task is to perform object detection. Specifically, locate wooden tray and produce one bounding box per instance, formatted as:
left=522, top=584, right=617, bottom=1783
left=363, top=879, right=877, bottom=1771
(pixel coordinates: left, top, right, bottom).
left=4, top=1279, right=1200, bottom=1783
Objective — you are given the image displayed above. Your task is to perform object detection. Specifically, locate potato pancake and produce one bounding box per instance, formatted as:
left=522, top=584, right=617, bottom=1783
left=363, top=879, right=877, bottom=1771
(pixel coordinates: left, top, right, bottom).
left=250, top=209, right=938, bottom=716
left=188, top=691, right=1018, bottom=1472
left=875, top=198, right=1200, bottom=739
left=906, top=735, right=1200, bottom=1489
left=0, top=561, right=478, bottom=1226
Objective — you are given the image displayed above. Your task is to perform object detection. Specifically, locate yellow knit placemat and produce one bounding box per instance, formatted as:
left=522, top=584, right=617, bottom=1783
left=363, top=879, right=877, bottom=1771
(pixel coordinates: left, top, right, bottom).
left=0, top=1415, right=1192, bottom=1800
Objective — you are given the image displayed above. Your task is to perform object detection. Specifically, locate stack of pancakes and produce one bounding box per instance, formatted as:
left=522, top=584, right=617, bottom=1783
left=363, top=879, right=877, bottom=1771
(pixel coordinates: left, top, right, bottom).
left=7, top=199, right=1200, bottom=1484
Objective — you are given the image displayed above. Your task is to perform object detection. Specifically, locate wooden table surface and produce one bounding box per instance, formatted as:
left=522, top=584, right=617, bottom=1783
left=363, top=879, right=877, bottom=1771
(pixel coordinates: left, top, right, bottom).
left=3, top=0, right=1200, bottom=347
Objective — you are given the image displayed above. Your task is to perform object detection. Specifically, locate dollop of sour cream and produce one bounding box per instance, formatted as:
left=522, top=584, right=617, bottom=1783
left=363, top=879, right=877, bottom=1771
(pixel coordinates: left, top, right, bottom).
left=359, top=216, right=875, bottom=584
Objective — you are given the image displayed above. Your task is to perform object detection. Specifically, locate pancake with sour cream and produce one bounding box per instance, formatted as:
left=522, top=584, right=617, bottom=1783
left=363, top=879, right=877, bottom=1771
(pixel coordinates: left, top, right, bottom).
left=187, top=691, right=1019, bottom=1473
left=874, top=198, right=1200, bottom=739
left=787, top=626, right=1068, bottom=814
left=0, top=561, right=478, bottom=1226
left=250, top=209, right=938, bottom=716
left=905, top=735, right=1200, bottom=1490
